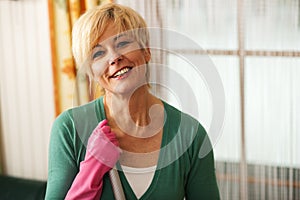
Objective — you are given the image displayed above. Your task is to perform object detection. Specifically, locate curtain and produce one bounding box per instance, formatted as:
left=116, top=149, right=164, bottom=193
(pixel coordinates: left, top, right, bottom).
left=0, top=90, right=3, bottom=175
left=0, top=141, right=2, bottom=174
left=0, top=0, right=55, bottom=179
left=48, top=0, right=111, bottom=116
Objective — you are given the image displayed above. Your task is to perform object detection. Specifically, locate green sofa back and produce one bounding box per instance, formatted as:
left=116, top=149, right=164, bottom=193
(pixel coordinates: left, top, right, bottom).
left=0, top=175, right=46, bottom=200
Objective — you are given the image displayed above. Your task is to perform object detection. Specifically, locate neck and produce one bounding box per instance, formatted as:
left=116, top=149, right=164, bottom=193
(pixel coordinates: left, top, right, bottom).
left=104, top=86, right=164, bottom=137
left=105, top=86, right=154, bottom=125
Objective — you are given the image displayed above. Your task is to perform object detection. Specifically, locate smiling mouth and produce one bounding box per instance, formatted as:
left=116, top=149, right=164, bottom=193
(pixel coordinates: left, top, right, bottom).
left=110, top=67, right=133, bottom=78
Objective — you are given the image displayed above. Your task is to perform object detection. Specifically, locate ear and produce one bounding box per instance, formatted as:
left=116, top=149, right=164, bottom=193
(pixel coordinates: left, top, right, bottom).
left=144, top=48, right=151, bottom=63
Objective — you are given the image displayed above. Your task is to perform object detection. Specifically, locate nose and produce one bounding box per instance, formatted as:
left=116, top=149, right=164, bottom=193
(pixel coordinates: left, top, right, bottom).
left=109, top=51, right=123, bottom=65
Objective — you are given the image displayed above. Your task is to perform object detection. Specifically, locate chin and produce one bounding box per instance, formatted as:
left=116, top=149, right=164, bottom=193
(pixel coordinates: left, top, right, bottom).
left=112, top=78, right=148, bottom=96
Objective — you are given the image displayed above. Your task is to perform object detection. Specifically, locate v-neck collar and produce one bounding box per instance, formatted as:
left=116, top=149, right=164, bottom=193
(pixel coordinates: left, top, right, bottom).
left=117, top=108, right=169, bottom=200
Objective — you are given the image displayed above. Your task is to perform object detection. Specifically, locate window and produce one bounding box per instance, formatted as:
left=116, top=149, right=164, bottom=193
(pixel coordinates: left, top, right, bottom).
left=117, top=0, right=300, bottom=199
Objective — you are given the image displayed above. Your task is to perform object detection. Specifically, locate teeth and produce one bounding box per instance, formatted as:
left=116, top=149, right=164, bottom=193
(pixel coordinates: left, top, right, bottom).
left=114, top=67, right=130, bottom=77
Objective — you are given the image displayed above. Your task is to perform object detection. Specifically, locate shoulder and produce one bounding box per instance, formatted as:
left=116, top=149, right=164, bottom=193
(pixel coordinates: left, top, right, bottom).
left=163, top=101, right=206, bottom=136
left=68, top=97, right=103, bottom=119
left=162, top=100, right=209, bottom=156
left=53, top=97, right=103, bottom=126
left=50, top=97, right=104, bottom=143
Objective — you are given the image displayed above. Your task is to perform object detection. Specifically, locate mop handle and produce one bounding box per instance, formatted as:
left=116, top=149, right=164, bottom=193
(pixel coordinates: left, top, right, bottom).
left=109, top=168, right=126, bottom=200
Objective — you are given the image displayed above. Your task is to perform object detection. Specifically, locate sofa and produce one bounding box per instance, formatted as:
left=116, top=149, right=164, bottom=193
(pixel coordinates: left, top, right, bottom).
left=0, top=175, right=46, bottom=200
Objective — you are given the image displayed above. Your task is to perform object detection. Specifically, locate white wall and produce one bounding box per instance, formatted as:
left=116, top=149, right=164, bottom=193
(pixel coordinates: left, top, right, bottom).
left=0, top=0, right=54, bottom=180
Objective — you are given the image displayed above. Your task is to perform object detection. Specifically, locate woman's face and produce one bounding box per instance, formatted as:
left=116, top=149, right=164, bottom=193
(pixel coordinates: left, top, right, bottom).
left=91, top=22, right=151, bottom=95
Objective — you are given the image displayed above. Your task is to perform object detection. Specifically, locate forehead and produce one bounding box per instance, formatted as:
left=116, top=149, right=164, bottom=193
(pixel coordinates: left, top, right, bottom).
left=97, top=22, right=129, bottom=45
left=98, top=22, right=118, bottom=42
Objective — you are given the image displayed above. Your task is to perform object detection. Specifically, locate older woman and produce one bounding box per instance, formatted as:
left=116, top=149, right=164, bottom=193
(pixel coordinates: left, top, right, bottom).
left=45, top=3, right=220, bottom=200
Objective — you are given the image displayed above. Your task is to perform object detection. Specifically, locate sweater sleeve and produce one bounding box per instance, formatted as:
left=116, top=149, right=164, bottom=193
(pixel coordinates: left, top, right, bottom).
left=185, top=125, right=220, bottom=200
left=45, top=111, right=82, bottom=200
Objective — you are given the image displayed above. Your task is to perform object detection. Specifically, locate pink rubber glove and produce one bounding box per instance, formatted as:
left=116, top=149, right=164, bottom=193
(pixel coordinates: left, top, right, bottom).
left=65, top=119, right=121, bottom=200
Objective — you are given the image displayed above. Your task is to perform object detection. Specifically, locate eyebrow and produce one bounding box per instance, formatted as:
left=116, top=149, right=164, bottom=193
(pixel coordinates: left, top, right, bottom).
left=93, top=34, right=127, bottom=49
left=114, top=33, right=126, bottom=41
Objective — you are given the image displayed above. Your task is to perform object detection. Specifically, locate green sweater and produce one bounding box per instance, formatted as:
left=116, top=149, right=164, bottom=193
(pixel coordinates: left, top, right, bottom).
left=45, top=97, right=220, bottom=200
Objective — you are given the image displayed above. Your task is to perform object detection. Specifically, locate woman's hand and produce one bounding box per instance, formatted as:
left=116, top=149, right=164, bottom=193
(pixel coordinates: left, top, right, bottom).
left=85, top=119, right=121, bottom=167
left=65, top=119, right=121, bottom=200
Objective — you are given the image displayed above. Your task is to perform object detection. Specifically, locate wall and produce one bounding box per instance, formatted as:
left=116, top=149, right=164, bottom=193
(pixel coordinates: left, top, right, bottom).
left=0, top=0, right=54, bottom=180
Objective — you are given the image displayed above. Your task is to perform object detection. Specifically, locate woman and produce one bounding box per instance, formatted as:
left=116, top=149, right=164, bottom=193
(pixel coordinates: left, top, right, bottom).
left=45, top=3, right=220, bottom=200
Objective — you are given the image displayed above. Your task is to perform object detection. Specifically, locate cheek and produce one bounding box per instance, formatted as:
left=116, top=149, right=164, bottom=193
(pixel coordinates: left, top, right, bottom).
left=91, top=60, right=107, bottom=79
left=127, top=51, right=147, bottom=65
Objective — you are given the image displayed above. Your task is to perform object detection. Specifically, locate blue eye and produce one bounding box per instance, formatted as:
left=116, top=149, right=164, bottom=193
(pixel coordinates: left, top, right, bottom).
left=92, top=50, right=105, bottom=59
left=116, top=41, right=131, bottom=48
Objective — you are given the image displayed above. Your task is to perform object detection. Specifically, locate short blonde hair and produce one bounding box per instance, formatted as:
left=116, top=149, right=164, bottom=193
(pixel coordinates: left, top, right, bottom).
left=72, top=3, right=149, bottom=79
